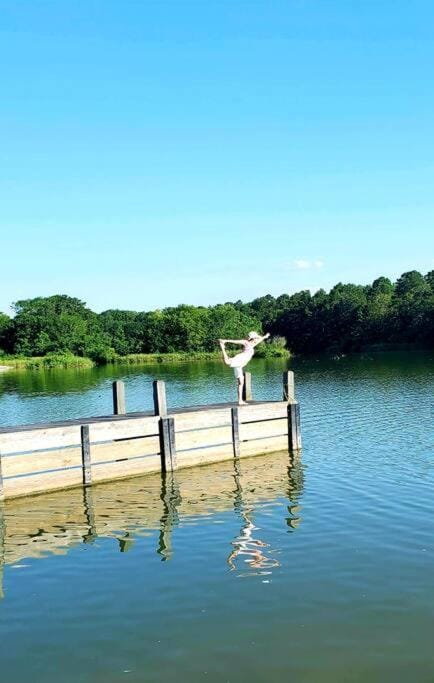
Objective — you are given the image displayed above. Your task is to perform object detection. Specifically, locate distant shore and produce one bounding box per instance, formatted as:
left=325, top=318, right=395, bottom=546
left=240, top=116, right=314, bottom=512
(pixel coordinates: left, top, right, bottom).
left=0, top=353, right=219, bottom=370
left=0, top=347, right=290, bottom=371
left=1, top=344, right=431, bottom=372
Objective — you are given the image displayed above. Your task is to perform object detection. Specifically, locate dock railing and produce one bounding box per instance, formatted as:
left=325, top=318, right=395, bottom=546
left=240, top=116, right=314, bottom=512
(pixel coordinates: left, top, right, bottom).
left=0, top=371, right=301, bottom=500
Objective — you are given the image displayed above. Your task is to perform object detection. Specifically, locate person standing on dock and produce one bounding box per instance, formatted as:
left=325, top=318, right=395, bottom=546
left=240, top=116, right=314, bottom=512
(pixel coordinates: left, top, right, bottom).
left=219, top=331, right=270, bottom=405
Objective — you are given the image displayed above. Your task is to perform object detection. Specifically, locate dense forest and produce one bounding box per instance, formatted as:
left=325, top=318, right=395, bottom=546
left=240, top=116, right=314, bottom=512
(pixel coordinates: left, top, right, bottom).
left=0, top=270, right=433, bottom=363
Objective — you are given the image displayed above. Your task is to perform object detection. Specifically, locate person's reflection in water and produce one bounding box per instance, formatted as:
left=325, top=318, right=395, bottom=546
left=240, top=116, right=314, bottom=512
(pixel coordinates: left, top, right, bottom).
left=228, top=458, right=280, bottom=575
left=227, top=506, right=280, bottom=574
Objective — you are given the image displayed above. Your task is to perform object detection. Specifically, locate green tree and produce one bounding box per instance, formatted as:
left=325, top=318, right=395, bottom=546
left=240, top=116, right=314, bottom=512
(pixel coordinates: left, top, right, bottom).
left=364, top=277, right=394, bottom=344
left=204, top=304, right=262, bottom=351
left=12, top=295, right=111, bottom=359
left=0, top=312, right=13, bottom=353
left=272, top=290, right=316, bottom=352
left=2, top=269, right=433, bottom=362
left=159, top=306, right=209, bottom=352
left=391, top=271, right=431, bottom=341
left=424, top=270, right=434, bottom=291
left=100, top=310, right=146, bottom=355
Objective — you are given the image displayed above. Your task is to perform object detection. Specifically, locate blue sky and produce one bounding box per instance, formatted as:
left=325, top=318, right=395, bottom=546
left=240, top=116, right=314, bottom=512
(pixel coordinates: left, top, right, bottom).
left=1, top=1, right=433, bottom=314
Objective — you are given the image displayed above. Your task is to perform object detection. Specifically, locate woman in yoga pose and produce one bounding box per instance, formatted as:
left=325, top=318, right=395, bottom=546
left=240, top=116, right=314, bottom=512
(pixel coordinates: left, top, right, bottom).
left=219, top=331, right=270, bottom=404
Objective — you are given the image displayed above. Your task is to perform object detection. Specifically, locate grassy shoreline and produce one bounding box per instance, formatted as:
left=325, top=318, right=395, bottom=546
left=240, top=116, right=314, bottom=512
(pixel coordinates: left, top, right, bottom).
left=0, top=354, right=96, bottom=370
left=0, top=352, right=220, bottom=370
left=0, top=346, right=290, bottom=371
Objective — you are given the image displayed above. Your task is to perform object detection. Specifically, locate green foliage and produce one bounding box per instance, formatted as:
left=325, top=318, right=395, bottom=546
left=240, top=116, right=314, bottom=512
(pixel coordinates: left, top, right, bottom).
left=230, top=271, right=434, bottom=353
left=0, top=312, right=13, bottom=353
left=12, top=295, right=111, bottom=358
left=0, top=353, right=94, bottom=370
left=255, top=337, right=289, bottom=358
left=99, top=302, right=261, bottom=354
left=1, top=270, right=433, bottom=364
left=264, top=270, right=434, bottom=353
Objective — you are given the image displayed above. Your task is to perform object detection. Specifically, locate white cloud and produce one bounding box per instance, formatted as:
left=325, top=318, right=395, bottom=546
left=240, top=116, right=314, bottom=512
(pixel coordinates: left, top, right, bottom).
left=292, top=259, right=324, bottom=270
left=293, top=259, right=311, bottom=270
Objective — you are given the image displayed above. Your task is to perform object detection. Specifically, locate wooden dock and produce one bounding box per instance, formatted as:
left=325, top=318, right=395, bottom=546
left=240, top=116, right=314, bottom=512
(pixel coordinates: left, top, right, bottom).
left=0, top=371, right=301, bottom=501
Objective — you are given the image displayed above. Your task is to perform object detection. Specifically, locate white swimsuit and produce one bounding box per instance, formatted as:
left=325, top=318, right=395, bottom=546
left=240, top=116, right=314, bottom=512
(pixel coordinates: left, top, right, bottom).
left=229, top=341, right=255, bottom=378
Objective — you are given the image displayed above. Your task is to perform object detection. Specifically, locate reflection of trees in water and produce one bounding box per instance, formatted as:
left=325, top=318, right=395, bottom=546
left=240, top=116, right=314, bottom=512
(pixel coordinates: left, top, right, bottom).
left=0, top=364, right=151, bottom=397
left=0, top=357, right=289, bottom=401
left=10, top=355, right=426, bottom=397
left=291, top=350, right=434, bottom=384
left=0, top=360, right=230, bottom=399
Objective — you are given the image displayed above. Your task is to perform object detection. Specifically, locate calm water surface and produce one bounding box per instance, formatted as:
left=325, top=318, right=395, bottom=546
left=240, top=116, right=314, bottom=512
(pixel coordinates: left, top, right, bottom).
left=0, top=352, right=433, bottom=682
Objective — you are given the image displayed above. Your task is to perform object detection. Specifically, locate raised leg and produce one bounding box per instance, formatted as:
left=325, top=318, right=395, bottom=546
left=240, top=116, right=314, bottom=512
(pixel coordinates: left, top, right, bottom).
left=219, top=340, right=231, bottom=366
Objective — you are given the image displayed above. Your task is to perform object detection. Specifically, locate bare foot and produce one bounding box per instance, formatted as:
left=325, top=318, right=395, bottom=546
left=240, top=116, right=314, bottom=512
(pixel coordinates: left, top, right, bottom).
left=219, top=339, right=225, bottom=350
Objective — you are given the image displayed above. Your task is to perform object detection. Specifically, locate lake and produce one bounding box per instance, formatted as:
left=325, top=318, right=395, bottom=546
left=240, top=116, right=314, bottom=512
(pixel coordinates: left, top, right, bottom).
left=0, top=351, right=433, bottom=682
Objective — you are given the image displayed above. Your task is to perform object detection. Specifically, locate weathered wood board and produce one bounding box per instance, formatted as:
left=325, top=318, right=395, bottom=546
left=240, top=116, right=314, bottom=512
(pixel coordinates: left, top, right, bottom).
left=0, top=399, right=298, bottom=499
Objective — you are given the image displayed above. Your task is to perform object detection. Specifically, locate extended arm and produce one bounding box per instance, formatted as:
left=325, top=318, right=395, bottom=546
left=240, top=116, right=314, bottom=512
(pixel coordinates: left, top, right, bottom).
left=251, top=333, right=270, bottom=347
left=220, top=339, right=246, bottom=345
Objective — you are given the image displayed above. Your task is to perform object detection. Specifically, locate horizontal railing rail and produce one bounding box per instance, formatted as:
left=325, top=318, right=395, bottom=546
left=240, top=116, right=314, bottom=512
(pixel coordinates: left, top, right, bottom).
left=0, top=371, right=301, bottom=500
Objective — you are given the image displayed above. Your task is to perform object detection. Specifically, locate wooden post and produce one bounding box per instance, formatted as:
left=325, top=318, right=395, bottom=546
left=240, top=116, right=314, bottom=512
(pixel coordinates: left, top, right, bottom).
left=231, top=407, right=240, bottom=457
left=287, top=402, right=302, bottom=451
left=243, top=371, right=252, bottom=402
left=295, top=401, right=302, bottom=450
left=159, top=417, right=176, bottom=472
left=283, top=371, right=295, bottom=402
left=0, top=449, right=4, bottom=501
left=112, top=380, right=126, bottom=415
left=153, top=380, right=167, bottom=416
left=81, top=425, right=92, bottom=486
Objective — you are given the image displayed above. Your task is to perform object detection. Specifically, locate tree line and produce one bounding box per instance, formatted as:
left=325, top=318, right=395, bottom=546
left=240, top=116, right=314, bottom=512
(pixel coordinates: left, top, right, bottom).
left=0, top=270, right=433, bottom=362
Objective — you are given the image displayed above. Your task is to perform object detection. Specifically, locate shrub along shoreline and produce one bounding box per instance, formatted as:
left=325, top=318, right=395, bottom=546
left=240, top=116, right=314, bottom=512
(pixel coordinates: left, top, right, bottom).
left=0, top=343, right=289, bottom=371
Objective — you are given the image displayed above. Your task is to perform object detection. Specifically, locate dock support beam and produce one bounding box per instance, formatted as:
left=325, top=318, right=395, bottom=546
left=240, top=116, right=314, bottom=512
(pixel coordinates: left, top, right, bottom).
left=284, top=370, right=301, bottom=450
left=153, top=380, right=167, bottom=416
left=283, top=371, right=295, bottom=402
left=112, top=380, right=126, bottom=415
left=287, top=402, right=302, bottom=451
left=159, top=417, right=177, bottom=472
left=231, top=407, right=240, bottom=457
left=81, top=425, right=92, bottom=486
left=243, top=371, right=252, bottom=402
